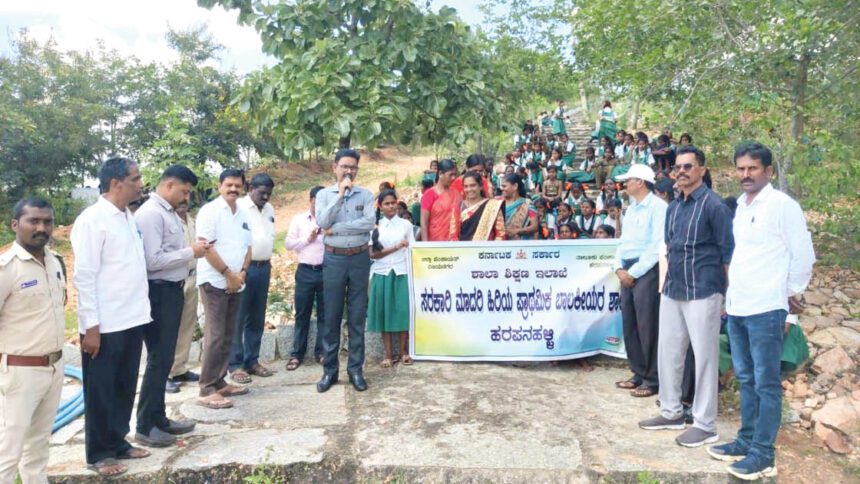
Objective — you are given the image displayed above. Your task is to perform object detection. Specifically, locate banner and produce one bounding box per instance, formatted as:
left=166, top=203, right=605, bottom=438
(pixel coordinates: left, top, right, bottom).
left=408, top=240, right=626, bottom=361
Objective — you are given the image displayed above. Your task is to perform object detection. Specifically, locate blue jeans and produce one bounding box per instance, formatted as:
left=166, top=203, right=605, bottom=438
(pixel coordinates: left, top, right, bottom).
left=727, top=309, right=787, bottom=463
left=228, top=262, right=271, bottom=371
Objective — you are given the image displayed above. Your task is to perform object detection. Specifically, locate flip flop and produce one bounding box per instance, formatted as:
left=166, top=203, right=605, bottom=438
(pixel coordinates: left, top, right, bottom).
left=87, top=458, right=128, bottom=477
left=197, top=394, right=234, bottom=409
left=248, top=364, right=274, bottom=377
left=286, top=358, right=301, bottom=371
left=631, top=386, right=657, bottom=398
left=217, top=384, right=250, bottom=397
left=401, top=355, right=414, bottom=366
left=615, top=379, right=639, bottom=389
left=117, top=447, right=151, bottom=460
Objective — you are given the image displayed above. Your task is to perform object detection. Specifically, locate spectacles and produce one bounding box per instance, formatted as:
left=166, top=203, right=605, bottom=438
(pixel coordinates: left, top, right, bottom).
left=673, top=163, right=696, bottom=172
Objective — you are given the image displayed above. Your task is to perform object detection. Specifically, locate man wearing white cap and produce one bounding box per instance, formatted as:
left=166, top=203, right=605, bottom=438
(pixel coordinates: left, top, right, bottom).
left=612, top=164, right=667, bottom=398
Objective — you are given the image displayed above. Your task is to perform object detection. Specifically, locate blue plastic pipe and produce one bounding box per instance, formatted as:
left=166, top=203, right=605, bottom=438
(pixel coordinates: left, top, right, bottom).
left=52, top=365, right=84, bottom=433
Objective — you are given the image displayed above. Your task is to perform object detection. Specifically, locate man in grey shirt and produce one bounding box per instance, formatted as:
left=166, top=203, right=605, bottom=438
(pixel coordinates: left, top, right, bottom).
left=134, top=165, right=209, bottom=447
left=315, top=148, right=375, bottom=393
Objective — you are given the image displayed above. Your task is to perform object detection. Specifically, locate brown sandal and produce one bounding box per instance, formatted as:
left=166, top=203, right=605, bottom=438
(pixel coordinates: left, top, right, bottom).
left=88, top=458, right=128, bottom=477
left=401, top=355, right=413, bottom=366
left=615, top=379, right=639, bottom=389
left=117, top=446, right=150, bottom=460
left=631, top=386, right=657, bottom=398
left=217, top=384, right=250, bottom=397
left=197, top=393, right=233, bottom=409
left=286, top=358, right=301, bottom=371
left=230, top=369, right=252, bottom=384
left=248, top=364, right=274, bottom=377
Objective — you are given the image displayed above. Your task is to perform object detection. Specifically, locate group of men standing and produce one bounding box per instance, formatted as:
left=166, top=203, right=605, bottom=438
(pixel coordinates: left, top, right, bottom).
left=0, top=141, right=815, bottom=481
left=613, top=142, right=815, bottom=480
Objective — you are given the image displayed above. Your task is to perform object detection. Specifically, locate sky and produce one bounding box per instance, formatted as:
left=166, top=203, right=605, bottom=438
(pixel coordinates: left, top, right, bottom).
left=0, top=0, right=487, bottom=74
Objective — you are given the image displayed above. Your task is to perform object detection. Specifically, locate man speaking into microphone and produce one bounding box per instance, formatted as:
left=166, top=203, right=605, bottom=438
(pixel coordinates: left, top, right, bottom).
left=314, top=149, right=375, bottom=393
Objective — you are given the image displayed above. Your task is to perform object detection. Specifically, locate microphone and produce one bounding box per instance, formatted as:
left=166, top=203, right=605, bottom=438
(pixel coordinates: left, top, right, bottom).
left=343, top=173, right=353, bottom=198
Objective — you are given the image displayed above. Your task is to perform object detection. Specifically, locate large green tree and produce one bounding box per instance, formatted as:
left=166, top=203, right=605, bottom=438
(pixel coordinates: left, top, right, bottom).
left=199, top=0, right=525, bottom=159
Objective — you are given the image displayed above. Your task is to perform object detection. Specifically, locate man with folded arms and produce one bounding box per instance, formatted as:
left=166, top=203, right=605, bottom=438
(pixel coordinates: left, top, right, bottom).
left=315, top=149, right=375, bottom=393
left=195, top=169, right=252, bottom=409
left=638, top=146, right=734, bottom=448
left=134, top=165, right=209, bottom=447
left=0, top=198, right=65, bottom=483
left=72, top=157, right=153, bottom=477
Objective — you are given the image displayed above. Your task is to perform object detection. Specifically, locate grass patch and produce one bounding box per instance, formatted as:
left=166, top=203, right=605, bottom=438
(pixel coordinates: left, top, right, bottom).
left=273, top=230, right=287, bottom=255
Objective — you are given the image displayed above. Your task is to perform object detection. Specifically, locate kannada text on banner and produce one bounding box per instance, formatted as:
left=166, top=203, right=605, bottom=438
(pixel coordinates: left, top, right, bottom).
left=408, top=240, right=627, bottom=361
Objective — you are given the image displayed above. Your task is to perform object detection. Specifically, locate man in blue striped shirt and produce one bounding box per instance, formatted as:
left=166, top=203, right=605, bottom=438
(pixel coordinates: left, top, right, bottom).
left=638, top=146, right=734, bottom=448
left=613, top=164, right=667, bottom=397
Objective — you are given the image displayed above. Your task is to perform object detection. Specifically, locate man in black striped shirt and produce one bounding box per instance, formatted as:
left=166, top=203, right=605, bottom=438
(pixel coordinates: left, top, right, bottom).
left=638, top=146, right=734, bottom=448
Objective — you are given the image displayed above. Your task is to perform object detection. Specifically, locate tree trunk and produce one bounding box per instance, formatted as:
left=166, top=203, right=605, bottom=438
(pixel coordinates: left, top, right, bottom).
left=781, top=52, right=810, bottom=193
left=579, top=87, right=588, bottom=113
left=338, top=134, right=351, bottom=149
left=630, top=98, right=642, bottom=129
left=477, top=133, right=483, bottom=155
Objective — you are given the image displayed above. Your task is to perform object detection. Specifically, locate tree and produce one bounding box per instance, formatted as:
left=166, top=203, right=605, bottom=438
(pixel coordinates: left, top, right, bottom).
left=199, top=0, right=525, bottom=159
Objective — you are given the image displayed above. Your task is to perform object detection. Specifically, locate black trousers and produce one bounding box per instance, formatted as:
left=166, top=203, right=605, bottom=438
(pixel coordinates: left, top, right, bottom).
left=620, top=266, right=660, bottom=389
left=81, top=325, right=144, bottom=464
left=292, top=264, right=325, bottom=360
left=136, top=281, right=184, bottom=434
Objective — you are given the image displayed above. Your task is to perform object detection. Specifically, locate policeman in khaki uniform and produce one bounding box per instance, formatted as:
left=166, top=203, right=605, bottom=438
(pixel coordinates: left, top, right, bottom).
left=0, top=198, right=66, bottom=483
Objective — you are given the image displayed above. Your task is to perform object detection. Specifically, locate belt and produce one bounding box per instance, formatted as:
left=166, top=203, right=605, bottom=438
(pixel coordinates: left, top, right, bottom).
left=250, top=260, right=271, bottom=267
left=325, top=244, right=368, bottom=256
left=1, top=351, right=63, bottom=367
left=149, top=279, right=185, bottom=289
left=299, top=263, right=324, bottom=271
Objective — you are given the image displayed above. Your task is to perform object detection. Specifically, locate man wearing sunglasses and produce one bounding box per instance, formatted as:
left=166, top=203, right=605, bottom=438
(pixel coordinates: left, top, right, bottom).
left=638, top=146, right=734, bottom=449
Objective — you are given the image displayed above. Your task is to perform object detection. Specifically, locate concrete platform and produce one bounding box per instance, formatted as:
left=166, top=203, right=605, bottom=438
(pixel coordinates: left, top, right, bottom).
left=47, top=354, right=752, bottom=483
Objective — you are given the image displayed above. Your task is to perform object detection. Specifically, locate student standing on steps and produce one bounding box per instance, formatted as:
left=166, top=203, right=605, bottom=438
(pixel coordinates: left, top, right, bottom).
left=708, top=142, right=815, bottom=481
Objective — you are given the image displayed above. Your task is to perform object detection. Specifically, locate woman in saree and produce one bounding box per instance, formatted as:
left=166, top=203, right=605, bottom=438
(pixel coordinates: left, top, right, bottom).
left=497, top=173, right=539, bottom=240
left=459, top=172, right=504, bottom=241
left=591, top=100, right=618, bottom=141
left=420, top=159, right=462, bottom=241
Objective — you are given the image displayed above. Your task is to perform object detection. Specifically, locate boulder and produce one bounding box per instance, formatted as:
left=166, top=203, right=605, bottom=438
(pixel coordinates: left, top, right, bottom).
left=830, top=327, right=860, bottom=351
left=812, top=346, right=854, bottom=375
left=800, top=320, right=817, bottom=334
left=809, top=329, right=837, bottom=348
left=842, top=320, right=860, bottom=333
left=804, top=291, right=830, bottom=306
left=824, top=430, right=852, bottom=454
left=812, top=396, right=860, bottom=435
left=833, top=290, right=851, bottom=303
left=805, top=306, right=823, bottom=317
left=814, top=315, right=842, bottom=329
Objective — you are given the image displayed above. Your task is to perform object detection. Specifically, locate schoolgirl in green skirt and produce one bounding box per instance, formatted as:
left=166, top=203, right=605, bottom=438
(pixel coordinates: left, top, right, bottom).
left=367, top=189, right=415, bottom=367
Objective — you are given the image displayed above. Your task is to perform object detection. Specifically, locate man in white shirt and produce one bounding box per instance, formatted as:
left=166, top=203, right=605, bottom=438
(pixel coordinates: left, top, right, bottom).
left=195, top=169, right=253, bottom=409
left=708, top=142, right=815, bottom=480
left=228, top=173, right=277, bottom=383
left=284, top=186, right=326, bottom=371
left=71, top=157, right=153, bottom=477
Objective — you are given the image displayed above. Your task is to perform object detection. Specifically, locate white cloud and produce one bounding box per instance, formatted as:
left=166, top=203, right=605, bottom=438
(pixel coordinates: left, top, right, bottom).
left=0, top=0, right=273, bottom=74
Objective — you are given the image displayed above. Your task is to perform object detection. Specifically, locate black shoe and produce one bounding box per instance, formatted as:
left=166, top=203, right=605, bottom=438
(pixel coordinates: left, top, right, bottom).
left=165, top=379, right=181, bottom=394
left=316, top=373, right=338, bottom=393
left=172, top=371, right=200, bottom=382
left=348, top=373, right=368, bottom=392
left=135, top=427, right=176, bottom=447
left=158, top=419, right=196, bottom=435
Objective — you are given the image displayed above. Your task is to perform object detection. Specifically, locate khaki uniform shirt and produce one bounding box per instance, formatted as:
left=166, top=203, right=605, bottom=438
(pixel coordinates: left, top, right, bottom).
left=0, top=242, right=66, bottom=356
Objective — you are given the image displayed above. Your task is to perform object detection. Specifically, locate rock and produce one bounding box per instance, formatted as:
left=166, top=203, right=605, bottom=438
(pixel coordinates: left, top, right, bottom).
left=811, top=374, right=837, bottom=395
left=813, top=346, right=854, bottom=375
left=830, top=327, right=860, bottom=351
left=834, top=290, right=851, bottom=303
left=794, top=381, right=810, bottom=397
left=824, top=430, right=852, bottom=454
left=782, top=409, right=801, bottom=424
left=782, top=380, right=794, bottom=391
left=800, top=408, right=813, bottom=421
left=804, top=291, right=829, bottom=306
left=831, top=306, right=851, bottom=318
left=259, top=331, right=278, bottom=361
left=827, top=392, right=838, bottom=400
left=852, top=389, right=860, bottom=401
left=800, top=320, right=817, bottom=334
left=812, top=396, right=860, bottom=434
left=797, top=373, right=808, bottom=383
left=805, top=398, right=819, bottom=409
left=814, top=316, right=841, bottom=329
left=809, top=329, right=837, bottom=348
left=845, top=288, right=860, bottom=300
left=805, top=306, right=823, bottom=317
left=801, top=419, right=812, bottom=429
left=842, top=320, right=860, bottom=333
